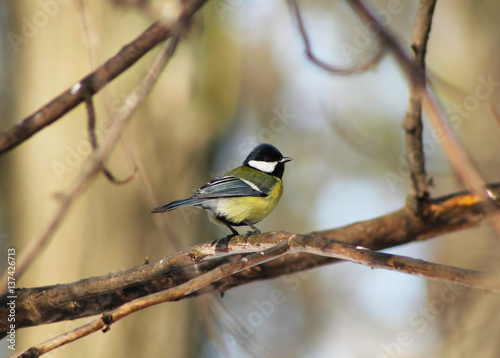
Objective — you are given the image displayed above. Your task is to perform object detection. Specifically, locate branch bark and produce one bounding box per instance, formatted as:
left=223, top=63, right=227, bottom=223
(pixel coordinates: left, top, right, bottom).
left=0, top=0, right=208, bottom=155
left=0, top=0, right=207, bottom=290
left=2, top=183, right=499, bottom=338
left=11, top=241, right=291, bottom=358
left=403, top=0, right=436, bottom=213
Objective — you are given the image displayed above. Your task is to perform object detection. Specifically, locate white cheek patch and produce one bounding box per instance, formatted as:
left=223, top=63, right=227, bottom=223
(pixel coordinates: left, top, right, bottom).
left=248, top=160, right=278, bottom=173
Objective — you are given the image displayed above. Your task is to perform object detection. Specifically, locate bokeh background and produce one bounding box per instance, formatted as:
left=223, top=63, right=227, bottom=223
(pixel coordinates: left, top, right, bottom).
left=1, top=0, right=500, bottom=357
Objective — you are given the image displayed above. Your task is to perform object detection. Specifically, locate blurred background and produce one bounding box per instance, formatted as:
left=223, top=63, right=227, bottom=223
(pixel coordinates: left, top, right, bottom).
left=1, top=0, right=500, bottom=357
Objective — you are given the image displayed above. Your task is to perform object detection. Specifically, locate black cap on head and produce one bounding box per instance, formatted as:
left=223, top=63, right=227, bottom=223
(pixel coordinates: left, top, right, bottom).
left=244, top=143, right=284, bottom=164
left=243, top=143, right=292, bottom=179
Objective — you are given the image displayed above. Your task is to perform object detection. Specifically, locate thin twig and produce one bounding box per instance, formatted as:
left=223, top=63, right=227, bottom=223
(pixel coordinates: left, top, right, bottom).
left=0, top=2, right=203, bottom=289
left=121, top=131, right=184, bottom=250
left=288, top=235, right=500, bottom=291
left=403, top=0, right=437, bottom=213
left=422, top=90, right=500, bottom=234
left=76, top=1, right=174, bottom=248
left=78, top=3, right=137, bottom=185
left=76, top=0, right=102, bottom=68
left=0, top=0, right=209, bottom=155
left=84, top=92, right=136, bottom=184
left=288, top=0, right=386, bottom=75
left=85, top=94, right=98, bottom=149
left=345, top=0, right=500, bottom=234
left=346, top=0, right=417, bottom=78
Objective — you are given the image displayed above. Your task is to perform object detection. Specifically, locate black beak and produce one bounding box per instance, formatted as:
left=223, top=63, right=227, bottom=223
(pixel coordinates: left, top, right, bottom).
left=281, top=157, right=292, bottom=163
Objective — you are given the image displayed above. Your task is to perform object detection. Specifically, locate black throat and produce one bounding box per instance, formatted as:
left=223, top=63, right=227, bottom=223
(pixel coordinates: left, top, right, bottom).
left=271, top=162, right=285, bottom=180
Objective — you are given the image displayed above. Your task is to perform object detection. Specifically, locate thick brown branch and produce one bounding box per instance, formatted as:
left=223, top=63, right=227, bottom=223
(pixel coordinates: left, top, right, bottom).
left=2, top=184, right=499, bottom=337
left=0, top=0, right=208, bottom=155
left=12, top=241, right=290, bottom=357
left=14, top=232, right=500, bottom=357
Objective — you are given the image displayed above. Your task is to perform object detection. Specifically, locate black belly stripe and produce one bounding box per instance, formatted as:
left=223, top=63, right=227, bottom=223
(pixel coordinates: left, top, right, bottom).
left=216, top=214, right=246, bottom=226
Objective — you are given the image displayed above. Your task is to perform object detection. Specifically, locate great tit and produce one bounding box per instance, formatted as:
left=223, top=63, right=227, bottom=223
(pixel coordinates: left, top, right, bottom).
left=151, top=143, right=292, bottom=247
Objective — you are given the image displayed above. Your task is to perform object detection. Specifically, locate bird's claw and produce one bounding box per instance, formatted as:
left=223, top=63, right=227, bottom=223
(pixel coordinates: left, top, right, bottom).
left=212, top=233, right=237, bottom=252
left=243, top=228, right=260, bottom=242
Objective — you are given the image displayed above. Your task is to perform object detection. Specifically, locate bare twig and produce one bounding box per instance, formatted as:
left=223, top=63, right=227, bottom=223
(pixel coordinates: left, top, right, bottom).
left=76, top=0, right=102, bottom=69
left=289, top=235, right=499, bottom=290
left=346, top=0, right=416, bottom=77
left=121, top=130, right=184, bottom=250
left=0, top=0, right=208, bottom=155
left=75, top=1, right=176, bottom=248
left=403, top=0, right=436, bottom=213
left=0, top=0, right=206, bottom=289
left=422, top=90, right=500, bottom=234
left=344, top=0, right=428, bottom=195
left=290, top=0, right=434, bottom=214
left=345, top=0, right=500, bottom=233
left=288, top=0, right=386, bottom=75
left=78, top=3, right=137, bottom=185
left=84, top=91, right=136, bottom=184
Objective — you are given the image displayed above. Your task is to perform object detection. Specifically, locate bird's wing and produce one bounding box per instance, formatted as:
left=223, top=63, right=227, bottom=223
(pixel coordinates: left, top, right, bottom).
left=151, top=176, right=270, bottom=213
left=193, top=176, right=269, bottom=198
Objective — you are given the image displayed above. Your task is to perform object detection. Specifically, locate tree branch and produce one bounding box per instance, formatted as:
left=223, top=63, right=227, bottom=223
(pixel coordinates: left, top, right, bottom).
left=422, top=91, right=500, bottom=234
left=288, top=0, right=386, bottom=74
left=0, top=0, right=208, bottom=291
left=0, top=0, right=208, bottom=155
left=2, top=183, right=499, bottom=338
left=12, top=230, right=500, bottom=357
left=345, top=0, right=500, bottom=234
left=84, top=85, right=136, bottom=184
left=344, top=0, right=430, bottom=211
left=403, top=0, right=436, bottom=213
left=11, top=241, right=291, bottom=357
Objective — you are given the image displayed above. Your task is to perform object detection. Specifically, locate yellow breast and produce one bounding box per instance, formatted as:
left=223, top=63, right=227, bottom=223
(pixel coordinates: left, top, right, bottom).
left=212, top=179, right=283, bottom=225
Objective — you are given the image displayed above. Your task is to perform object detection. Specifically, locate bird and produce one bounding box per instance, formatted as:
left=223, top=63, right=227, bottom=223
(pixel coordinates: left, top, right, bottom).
left=151, top=143, right=292, bottom=249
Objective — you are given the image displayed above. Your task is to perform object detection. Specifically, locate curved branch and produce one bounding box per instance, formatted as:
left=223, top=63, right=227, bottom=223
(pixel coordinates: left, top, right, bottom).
left=12, top=241, right=290, bottom=358
left=288, top=0, right=386, bottom=75
left=2, top=183, right=499, bottom=337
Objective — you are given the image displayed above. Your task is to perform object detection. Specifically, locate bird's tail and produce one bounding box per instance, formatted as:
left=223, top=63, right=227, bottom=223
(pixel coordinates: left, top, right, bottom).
left=151, top=197, right=207, bottom=213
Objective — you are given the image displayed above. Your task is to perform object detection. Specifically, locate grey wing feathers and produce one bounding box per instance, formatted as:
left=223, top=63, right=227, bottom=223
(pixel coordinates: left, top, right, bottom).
left=151, top=176, right=268, bottom=213
left=194, top=176, right=268, bottom=198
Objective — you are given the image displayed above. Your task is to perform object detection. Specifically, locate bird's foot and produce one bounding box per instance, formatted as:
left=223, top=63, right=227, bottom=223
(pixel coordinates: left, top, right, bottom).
left=211, top=233, right=237, bottom=252
left=243, top=227, right=261, bottom=242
